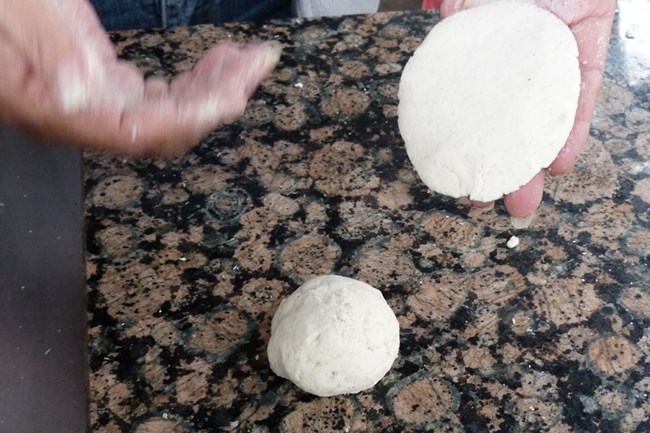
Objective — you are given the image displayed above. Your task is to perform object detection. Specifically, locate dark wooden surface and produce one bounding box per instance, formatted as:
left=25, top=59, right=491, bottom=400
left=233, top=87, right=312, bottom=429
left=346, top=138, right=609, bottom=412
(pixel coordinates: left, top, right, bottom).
left=0, top=124, right=87, bottom=433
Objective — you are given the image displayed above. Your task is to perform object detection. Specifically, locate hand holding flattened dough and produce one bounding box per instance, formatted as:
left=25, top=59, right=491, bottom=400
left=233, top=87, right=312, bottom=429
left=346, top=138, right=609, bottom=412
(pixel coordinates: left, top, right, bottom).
left=403, top=0, right=616, bottom=217
left=0, top=0, right=281, bottom=155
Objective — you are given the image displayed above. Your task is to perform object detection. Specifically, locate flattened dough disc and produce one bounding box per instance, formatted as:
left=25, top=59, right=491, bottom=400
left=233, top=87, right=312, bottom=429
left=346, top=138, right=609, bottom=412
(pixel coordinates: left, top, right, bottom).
left=398, top=0, right=580, bottom=202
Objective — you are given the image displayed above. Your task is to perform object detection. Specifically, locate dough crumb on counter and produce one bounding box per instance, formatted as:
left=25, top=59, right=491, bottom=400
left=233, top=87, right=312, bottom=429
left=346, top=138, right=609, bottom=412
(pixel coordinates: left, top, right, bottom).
left=507, top=236, right=520, bottom=249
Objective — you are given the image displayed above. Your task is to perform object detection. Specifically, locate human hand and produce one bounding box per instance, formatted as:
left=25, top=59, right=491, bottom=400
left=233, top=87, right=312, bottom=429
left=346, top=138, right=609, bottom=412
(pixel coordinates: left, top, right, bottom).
left=0, top=0, right=281, bottom=156
left=436, top=0, right=617, bottom=217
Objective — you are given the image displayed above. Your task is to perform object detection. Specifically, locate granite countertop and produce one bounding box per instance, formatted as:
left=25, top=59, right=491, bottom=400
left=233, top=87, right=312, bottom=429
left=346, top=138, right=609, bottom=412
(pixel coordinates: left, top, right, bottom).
left=84, top=6, right=650, bottom=433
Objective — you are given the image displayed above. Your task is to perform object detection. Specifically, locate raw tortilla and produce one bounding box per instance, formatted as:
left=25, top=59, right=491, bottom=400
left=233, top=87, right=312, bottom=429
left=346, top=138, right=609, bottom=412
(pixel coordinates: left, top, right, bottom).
left=267, top=275, right=400, bottom=397
left=398, top=0, right=580, bottom=202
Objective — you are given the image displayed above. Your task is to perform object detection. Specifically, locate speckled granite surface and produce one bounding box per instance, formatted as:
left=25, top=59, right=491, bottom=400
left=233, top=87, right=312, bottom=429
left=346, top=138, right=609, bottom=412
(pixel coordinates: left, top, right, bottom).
left=84, top=7, right=650, bottom=433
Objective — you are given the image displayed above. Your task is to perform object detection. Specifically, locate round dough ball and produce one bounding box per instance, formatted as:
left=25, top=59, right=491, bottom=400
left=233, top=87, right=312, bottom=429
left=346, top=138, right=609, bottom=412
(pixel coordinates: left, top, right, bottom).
left=267, top=275, right=400, bottom=397
left=398, top=0, right=580, bottom=202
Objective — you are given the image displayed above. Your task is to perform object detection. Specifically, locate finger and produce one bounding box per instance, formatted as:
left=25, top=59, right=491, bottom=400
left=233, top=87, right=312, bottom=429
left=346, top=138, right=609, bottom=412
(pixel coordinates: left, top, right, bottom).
left=549, top=13, right=614, bottom=174
left=94, top=42, right=281, bottom=155
left=167, top=41, right=282, bottom=128
left=504, top=170, right=545, bottom=217
left=181, top=41, right=282, bottom=100
left=547, top=117, right=591, bottom=175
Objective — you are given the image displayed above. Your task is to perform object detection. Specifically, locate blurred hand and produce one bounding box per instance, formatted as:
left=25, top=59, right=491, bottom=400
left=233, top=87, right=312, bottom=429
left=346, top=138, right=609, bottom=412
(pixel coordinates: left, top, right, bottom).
left=0, top=0, right=281, bottom=156
left=438, top=0, right=617, bottom=217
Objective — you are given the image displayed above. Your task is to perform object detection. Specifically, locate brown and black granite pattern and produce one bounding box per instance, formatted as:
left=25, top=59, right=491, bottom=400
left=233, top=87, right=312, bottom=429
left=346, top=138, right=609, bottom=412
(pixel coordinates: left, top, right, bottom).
left=84, top=8, right=650, bottom=433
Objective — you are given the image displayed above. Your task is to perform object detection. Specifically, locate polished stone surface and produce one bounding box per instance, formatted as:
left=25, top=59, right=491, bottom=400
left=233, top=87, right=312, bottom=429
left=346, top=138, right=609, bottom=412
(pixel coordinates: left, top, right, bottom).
left=84, top=6, right=649, bottom=433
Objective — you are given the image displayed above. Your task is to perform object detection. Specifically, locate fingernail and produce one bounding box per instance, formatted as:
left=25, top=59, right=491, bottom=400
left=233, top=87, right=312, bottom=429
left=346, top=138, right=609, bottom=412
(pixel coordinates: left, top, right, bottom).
left=511, top=213, right=536, bottom=229
left=262, top=42, right=283, bottom=71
